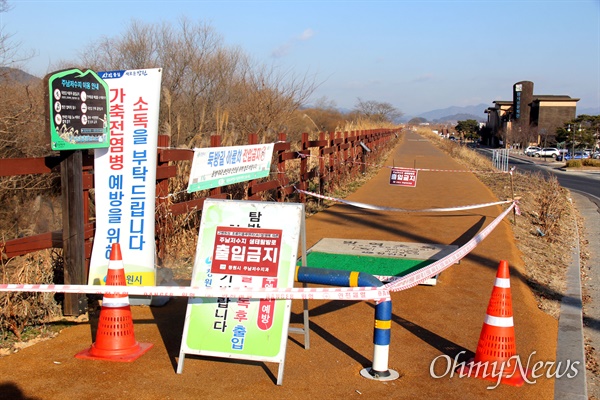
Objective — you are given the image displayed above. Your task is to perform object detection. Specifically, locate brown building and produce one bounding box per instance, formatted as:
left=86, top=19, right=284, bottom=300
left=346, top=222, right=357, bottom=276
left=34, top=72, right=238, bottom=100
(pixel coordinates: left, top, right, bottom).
left=484, top=81, right=579, bottom=147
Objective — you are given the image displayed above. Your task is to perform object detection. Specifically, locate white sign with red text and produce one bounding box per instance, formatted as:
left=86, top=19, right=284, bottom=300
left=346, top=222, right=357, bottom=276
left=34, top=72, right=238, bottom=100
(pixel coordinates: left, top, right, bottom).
left=88, top=68, right=162, bottom=288
left=389, top=167, right=418, bottom=187
left=177, top=199, right=304, bottom=375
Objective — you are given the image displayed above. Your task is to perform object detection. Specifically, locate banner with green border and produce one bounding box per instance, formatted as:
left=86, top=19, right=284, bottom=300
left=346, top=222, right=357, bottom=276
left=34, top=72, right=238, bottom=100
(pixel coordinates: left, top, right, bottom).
left=178, top=199, right=304, bottom=368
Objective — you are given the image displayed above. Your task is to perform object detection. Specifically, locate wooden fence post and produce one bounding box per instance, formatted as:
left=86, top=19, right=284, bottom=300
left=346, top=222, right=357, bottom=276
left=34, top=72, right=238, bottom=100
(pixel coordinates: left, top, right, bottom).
left=327, top=132, right=338, bottom=187
left=60, top=150, right=87, bottom=316
left=247, top=133, right=258, bottom=199
left=155, top=135, right=171, bottom=263
left=210, top=135, right=222, bottom=197
left=318, top=131, right=326, bottom=205
left=299, top=132, right=309, bottom=203
left=277, top=132, right=287, bottom=202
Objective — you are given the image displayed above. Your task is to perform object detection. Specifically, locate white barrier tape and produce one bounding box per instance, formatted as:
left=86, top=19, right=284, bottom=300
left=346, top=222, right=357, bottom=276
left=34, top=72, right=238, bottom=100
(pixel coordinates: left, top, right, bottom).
left=383, top=203, right=515, bottom=292
left=386, top=166, right=508, bottom=174
left=495, top=277, right=511, bottom=288
left=0, top=283, right=391, bottom=302
left=296, top=188, right=514, bottom=213
left=484, top=314, right=514, bottom=328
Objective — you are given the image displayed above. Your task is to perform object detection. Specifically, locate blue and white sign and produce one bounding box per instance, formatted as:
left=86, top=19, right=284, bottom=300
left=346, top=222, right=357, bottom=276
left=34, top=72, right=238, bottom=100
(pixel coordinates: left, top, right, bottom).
left=89, top=68, right=162, bottom=287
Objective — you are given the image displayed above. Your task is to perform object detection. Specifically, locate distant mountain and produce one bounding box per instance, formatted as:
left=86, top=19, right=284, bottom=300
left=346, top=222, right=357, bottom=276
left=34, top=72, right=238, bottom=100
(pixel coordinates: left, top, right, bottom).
left=404, top=103, right=598, bottom=123
left=0, top=67, right=41, bottom=84
left=413, top=104, right=489, bottom=123
left=435, top=113, right=486, bottom=123
left=577, top=107, right=599, bottom=116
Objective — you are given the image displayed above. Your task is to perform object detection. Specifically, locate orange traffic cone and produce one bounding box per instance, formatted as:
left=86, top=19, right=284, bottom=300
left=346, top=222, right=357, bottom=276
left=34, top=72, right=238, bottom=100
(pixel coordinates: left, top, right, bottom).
left=76, top=243, right=152, bottom=362
left=456, top=260, right=529, bottom=387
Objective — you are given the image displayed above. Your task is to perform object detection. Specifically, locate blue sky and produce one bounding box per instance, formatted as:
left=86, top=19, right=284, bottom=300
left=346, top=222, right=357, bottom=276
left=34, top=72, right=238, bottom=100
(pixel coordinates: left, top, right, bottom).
left=3, top=0, right=600, bottom=116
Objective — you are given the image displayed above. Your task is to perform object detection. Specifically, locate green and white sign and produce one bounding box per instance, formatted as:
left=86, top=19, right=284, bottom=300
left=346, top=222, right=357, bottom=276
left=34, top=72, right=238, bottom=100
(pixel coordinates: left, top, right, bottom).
left=177, top=199, right=304, bottom=382
left=187, top=143, right=274, bottom=192
left=46, top=68, right=110, bottom=150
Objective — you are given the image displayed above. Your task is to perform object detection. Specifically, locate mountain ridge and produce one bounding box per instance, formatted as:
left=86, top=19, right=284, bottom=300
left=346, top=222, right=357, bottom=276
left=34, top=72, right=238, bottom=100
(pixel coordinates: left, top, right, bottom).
left=403, top=103, right=489, bottom=123
left=404, top=103, right=599, bottom=123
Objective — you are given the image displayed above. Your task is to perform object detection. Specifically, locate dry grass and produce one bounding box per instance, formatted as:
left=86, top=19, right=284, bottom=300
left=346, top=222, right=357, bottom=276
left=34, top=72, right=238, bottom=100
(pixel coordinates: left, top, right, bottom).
left=418, top=127, right=582, bottom=319
left=0, top=250, right=62, bottom=343
left=566, top=158, right=600, bottom=169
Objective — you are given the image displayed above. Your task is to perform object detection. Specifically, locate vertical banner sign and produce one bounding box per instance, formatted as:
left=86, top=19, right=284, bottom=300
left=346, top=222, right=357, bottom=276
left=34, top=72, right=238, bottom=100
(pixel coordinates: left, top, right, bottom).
left=46, top=68, right=110, bottom=150
left=177, top=199, right=304, bottom=375
left=389, top=167, right=418, bottom=187
left=88, top=69, right=162, bottom=288
left=187, top=143, right=274, bottom=192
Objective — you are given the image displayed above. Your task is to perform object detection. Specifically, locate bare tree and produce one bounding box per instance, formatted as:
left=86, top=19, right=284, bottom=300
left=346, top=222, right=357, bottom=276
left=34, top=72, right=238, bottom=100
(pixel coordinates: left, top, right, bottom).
left=353, top=98, right=403, bottom=124
left=80, top=18, right=317, bottom=147
left=298, top=97, right=345, bottom=135
left=227, top=64, right=317, bottom=142
left=0, top=0, right=17, bottom=69
left=0, top=1, right=46, bottom=160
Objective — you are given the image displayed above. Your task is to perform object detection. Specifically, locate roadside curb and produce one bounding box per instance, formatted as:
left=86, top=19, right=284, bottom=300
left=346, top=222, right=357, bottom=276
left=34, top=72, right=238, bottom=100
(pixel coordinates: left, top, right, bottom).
left=553, top=197, right=589, bottom=399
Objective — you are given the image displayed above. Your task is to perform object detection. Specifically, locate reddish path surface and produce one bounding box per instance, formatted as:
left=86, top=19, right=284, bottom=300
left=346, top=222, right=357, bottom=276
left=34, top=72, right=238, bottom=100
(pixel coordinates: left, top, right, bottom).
left=0, top=132, right=558, bottom=399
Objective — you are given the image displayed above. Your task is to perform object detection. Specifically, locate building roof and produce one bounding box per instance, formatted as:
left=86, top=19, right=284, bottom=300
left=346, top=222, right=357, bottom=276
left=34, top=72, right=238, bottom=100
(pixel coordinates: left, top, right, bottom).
left=532, top=95, right=580, bottom=102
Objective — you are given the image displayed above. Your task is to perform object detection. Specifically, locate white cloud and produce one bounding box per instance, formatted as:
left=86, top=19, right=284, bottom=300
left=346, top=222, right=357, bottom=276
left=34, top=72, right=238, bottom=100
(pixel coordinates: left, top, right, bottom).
left=412, top=74, right=434, bottom=83
left=271, top=28, right=314, bottom=58
left=299, top=29, right=314, bottom=41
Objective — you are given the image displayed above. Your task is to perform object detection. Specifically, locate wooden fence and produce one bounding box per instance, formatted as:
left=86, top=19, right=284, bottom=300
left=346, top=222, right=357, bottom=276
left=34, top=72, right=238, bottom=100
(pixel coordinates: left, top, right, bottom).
left=0, top=128, right=399, bottom=313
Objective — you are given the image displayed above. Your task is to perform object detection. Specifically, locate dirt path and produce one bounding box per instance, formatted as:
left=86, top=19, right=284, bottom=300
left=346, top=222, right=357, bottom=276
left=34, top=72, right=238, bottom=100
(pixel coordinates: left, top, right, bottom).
left=0, top=132, right=560, bottom=399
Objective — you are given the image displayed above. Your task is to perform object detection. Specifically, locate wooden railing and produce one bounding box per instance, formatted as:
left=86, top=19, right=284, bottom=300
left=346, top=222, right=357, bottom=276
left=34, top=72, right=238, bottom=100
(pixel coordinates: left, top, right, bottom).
left=0, top=128, right=399, bottom=311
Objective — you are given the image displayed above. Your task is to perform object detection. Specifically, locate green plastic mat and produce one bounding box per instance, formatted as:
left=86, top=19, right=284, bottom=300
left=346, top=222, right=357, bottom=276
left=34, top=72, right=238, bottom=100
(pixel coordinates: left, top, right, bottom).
left=297, top=251, right=434, bottom=277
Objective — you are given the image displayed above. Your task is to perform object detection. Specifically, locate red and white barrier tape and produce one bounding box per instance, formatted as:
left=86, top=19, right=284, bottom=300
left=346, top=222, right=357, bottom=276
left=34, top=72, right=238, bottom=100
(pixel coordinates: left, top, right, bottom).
left=0, top=202, right=517, bottom=300
left=393, top=166, right=508, bottom=174
left=296, top=188, right=515, bottom=213
left=382, top=202, right=516, bottom=291
left=0, top=282, right=390, bottom=302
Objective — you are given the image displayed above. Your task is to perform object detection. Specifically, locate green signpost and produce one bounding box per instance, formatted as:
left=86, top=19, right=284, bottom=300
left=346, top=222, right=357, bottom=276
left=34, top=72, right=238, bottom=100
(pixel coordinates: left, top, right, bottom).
left=44, top=68, right=110, bottom=315
left=46, top=68, right=110, bottom=150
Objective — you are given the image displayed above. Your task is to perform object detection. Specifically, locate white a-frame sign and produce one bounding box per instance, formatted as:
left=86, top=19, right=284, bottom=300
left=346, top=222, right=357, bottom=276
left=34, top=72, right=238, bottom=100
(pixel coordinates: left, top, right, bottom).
left=177, top=199, right=305, bottom=385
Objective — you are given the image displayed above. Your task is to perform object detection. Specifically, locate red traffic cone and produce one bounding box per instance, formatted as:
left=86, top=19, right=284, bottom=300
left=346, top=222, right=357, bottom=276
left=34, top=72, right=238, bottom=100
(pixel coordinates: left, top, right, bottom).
left=456, top=260, right=529, bottom=387
left=76, top=243, right=152, bottom=362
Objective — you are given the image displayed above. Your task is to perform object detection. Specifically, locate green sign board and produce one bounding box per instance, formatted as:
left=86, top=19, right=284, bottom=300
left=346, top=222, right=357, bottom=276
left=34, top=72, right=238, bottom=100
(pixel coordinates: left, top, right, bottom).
left=177, top=199, right=305, bottom=380
left=46, top=68, right=110, bottom=150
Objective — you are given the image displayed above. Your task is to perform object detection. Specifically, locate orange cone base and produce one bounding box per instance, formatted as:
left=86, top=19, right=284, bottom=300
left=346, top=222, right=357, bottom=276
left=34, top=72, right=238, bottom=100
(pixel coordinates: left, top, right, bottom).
left=76, top=341, right=153, bottom=363
left=456, top=358, right=529, bottom=387
left=75, top=306, right=153, bottom=362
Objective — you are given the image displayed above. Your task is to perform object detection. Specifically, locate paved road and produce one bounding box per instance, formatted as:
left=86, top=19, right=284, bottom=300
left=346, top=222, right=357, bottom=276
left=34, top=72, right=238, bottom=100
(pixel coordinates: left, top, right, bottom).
left=478, top=147, right=600, bottom=203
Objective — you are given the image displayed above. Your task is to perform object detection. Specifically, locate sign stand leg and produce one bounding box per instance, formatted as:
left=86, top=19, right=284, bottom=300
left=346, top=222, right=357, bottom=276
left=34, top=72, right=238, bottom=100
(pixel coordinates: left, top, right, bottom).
left=288, top=213, right=310, bottom=348
left=277, top=362, right=285, bottom=385
left=176, top=350, right=185, bottom=374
